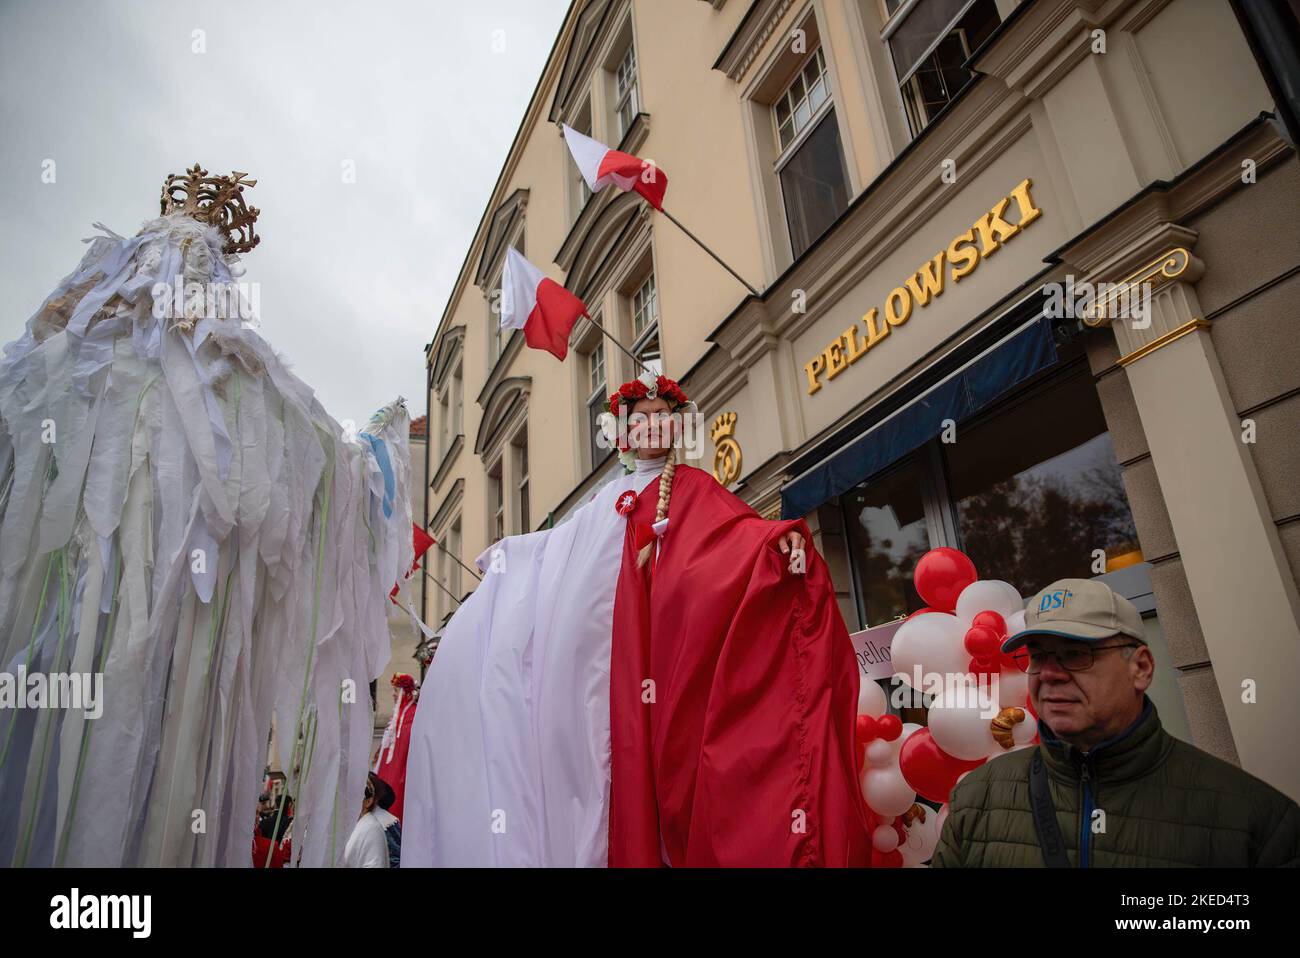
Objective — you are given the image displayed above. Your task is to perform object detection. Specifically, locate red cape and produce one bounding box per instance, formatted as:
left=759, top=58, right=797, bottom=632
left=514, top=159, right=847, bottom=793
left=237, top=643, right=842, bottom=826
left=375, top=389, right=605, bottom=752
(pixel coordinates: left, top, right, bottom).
left=608, top=465, right=872, bottom=867
left=375, top=692, right=417, bottom=822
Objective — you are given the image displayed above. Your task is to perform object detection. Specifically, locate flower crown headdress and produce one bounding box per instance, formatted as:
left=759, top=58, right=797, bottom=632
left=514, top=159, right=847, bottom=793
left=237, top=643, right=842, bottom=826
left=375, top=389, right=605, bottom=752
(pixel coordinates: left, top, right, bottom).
left=598, top=370, right=692, bottom=472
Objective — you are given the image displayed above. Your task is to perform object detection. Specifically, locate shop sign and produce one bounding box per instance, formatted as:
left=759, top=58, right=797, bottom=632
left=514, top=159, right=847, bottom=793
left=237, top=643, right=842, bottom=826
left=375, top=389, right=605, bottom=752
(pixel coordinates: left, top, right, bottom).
left=804, top=178, right=1043, bottom=395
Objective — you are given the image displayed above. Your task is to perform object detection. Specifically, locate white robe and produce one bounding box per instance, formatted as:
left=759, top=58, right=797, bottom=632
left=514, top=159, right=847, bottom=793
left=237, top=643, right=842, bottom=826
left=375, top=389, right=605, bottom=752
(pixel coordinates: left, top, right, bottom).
left=401, top=456, right=666, bottom=866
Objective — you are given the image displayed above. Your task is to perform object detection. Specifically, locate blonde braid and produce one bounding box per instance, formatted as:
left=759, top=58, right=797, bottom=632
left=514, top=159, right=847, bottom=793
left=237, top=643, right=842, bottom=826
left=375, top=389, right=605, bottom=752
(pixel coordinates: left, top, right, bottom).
left=637, top=446, right=677, bottom=568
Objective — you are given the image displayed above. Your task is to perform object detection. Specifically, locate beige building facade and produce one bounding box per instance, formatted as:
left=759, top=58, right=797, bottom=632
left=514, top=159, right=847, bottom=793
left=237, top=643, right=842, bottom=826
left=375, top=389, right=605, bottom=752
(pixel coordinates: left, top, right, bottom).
left=424, top=0, right=1300, bottom=800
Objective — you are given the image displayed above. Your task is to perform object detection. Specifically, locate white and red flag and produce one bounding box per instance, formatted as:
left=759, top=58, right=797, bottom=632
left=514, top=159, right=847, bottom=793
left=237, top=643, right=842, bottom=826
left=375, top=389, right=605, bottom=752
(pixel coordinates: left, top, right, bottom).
left=561, top=124, right=668, bottom=211
left=500, top=247, right=589, bottom=361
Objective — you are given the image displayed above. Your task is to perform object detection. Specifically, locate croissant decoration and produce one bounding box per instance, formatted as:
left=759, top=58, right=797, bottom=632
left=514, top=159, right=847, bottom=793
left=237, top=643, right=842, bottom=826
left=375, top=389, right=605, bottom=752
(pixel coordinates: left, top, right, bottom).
left=990, top=706, right=1027, bottom=750
left=901, top=803, right=928, bottom=827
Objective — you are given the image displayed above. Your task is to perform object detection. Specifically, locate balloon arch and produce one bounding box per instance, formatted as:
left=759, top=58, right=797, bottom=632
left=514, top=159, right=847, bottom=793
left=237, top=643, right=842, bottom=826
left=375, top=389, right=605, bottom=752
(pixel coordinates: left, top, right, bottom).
left=854, top=548, right=1039, bottom=867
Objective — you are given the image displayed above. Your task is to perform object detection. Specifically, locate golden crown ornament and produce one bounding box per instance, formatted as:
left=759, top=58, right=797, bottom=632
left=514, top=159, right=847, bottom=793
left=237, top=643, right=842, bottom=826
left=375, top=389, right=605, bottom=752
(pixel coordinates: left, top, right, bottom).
left=160, top=163, right=261, bottom=254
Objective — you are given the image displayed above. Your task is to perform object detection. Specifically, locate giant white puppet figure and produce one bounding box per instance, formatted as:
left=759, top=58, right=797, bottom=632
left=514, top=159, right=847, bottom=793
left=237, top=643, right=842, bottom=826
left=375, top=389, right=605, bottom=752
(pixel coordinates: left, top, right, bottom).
left=0, top=166, right=413, bottom=867
left=403, top=371, right=872, bottom=867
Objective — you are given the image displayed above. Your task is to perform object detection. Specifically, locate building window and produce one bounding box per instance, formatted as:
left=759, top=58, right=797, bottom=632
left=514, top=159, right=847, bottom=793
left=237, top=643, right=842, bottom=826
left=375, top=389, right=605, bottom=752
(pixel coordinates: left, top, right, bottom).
left=448, top=518, right=462, bottom=601
left=842, top=458, right=932, bottom=629
left=630, top=272, right=661, bottom=375
left=887, top=0, right=1001, bottom=137
left=773, top=48, right=849, bottom=259
left=614, top=42, right=639, bottom=139
left=488, top=458, right=504, bottom=543
left=488, top=284, right=505, bottom=367
left=587, top=337, right=608, bottom=469
left=774, top=48, right=830, bottom=150
left=942, top=366, right=1141, bottom=599
left=439, top=390, right=451, bottom=457
left=513, top=429, right=530, bottom=533
left=452, top=361, right=464, bottom=437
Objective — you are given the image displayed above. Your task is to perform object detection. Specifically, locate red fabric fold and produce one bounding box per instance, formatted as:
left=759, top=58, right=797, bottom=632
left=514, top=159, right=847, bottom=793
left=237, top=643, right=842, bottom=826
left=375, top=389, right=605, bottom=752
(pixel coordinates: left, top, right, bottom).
left=608, top=465, right=871, bottom=867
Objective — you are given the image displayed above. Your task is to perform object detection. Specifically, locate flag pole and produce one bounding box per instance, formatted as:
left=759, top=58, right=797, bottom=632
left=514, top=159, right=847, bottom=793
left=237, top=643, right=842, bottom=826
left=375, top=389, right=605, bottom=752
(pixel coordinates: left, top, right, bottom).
left=434, top=539, right=482, bottom=581
left=423, top=568, right=464, bottom=606
left=658, top=206, right=761, bottom=297
left=582, top=313, right=654, bottom=375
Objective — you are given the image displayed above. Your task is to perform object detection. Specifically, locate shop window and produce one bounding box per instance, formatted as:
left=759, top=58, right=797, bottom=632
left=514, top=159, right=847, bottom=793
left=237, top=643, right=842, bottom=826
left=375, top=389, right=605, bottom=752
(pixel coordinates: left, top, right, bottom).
left=887, top=0, right=1001, bottom=137
left=843, top=458, right=933, bottom=628
left=943, top=367, right=1142, bottom=599
left=774, top=48, right=849, bottom=259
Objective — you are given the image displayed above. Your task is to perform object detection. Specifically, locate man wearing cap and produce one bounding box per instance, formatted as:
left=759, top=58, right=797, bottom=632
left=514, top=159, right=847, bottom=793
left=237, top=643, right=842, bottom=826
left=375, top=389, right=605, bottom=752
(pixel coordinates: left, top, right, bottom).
left=933, top=578, right=1300, bottom=867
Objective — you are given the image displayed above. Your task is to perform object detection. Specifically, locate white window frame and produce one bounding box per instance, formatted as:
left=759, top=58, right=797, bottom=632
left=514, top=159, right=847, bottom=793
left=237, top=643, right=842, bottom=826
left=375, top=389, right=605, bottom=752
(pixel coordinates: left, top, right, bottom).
left=614, top=42, right=639, bottom=140
left=629, top=271, right=661, bottom=376
left=772, top=47, right=833, bottom=161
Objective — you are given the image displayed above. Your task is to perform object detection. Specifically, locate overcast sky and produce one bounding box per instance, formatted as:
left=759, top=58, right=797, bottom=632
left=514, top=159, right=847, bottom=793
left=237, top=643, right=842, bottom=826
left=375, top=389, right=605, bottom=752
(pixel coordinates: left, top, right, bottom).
left=0, top=0, right=568, bottom=426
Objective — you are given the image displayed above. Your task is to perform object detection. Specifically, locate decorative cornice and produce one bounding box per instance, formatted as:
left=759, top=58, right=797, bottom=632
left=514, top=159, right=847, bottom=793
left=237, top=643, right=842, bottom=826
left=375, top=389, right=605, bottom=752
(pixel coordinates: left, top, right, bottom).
left=430, top=477, right=464, bottom=533
left=430, top=324, right=465, bottom=386
left=474, top=376, right=532, bottom=456
left=475, top=188, right=530, bottom=290
left=430, top=434, right=464, bottom=493
left=713, top=0, right=794, bottom=81
left=973, top=0, right=1110, bottom=99
left=548, top=0, right=622, bottom=123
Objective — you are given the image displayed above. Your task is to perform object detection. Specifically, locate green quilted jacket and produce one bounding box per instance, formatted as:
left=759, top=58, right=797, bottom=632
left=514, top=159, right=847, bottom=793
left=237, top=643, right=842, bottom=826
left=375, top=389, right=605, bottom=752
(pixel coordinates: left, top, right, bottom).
left=932, top=700, right=1300, bottom=867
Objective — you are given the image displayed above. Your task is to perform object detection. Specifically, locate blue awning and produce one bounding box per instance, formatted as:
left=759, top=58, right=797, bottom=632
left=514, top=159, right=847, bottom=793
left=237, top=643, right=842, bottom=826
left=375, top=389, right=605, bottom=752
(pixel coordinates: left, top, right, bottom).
left=780, top=316, right=1058, bottom=519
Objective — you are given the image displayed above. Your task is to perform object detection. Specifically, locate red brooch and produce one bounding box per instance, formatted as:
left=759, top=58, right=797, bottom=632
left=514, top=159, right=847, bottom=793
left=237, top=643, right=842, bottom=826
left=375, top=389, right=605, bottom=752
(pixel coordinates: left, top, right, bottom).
left=615, top=490, right=639, bottom=516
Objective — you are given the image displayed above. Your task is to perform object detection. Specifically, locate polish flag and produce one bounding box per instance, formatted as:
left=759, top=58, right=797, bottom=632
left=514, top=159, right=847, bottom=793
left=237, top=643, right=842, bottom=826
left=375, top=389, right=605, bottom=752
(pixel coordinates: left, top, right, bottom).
left=391, top=524, right=435, bottom=601
left=561, top=124, right=668, bottom=211
left=500, top=247, right=588, bottom=361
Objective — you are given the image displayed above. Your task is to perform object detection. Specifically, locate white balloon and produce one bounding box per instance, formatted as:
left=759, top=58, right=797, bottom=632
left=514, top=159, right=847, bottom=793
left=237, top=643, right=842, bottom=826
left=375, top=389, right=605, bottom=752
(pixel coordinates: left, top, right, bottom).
left=899, top=808, right=942, bottom=867
left=872, top=824, right=900, bottom=853
left=865, top=739, right=895, bottom=768
left=955, top=580, right=1024, bottom=625
left=1013, top=712, right=1039, bottom=746
left=1005, top=608, right=1027, bottom=637
left=928, top=685, right=999, bottom=760
left=857, top=678, right=887, bottom=717
left=891, top=613, right=969, bottom=688
left=861, top=766, right=917, bottom=818
left=998, top=667, right=1029, bottom=710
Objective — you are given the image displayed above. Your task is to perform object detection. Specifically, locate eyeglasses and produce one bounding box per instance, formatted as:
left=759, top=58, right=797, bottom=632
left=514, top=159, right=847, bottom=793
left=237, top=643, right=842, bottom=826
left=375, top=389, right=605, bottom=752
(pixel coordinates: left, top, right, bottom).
left=1011, top=643, right=1139, bottom=674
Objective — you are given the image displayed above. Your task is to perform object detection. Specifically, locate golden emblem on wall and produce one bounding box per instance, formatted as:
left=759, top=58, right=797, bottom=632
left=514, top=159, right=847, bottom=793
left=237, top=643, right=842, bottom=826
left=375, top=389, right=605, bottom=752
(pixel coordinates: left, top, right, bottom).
left=711, top=412, right=742, bottom=485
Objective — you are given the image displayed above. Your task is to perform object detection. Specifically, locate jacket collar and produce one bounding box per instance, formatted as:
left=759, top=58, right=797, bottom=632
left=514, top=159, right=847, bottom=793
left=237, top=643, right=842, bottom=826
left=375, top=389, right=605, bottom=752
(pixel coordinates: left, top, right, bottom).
left=1038, top=697, right=1172, bottom=784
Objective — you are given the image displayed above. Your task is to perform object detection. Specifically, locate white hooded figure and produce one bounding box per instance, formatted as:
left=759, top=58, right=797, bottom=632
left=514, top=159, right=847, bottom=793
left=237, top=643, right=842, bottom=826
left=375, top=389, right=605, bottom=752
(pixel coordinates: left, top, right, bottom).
left=0, top=167, right=413, bottom=867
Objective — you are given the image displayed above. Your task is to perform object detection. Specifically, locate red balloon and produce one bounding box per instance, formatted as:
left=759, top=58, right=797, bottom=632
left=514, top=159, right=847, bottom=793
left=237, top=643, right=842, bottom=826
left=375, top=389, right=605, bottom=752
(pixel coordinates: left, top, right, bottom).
left=877, top=714, right=903, bottom=742
left=963, top=624, right=1001, bottom=659
left=905, top=606, right=937, bottom=620
left=871, top=847, right=904, bottom=868
left=971, top=609, right=1007, bottom=638
left=898, top=728, right=986, bottom=804
left=1002, top=647, right=1029, bottom=672
left=913, top=548, right=978, bottom=612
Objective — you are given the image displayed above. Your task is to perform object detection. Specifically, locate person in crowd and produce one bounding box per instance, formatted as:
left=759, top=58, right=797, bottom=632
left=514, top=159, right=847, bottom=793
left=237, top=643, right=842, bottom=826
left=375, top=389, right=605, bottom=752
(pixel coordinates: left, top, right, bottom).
left=372, top=777, right=402, bottom=868
left=934, top=578, right=1300, bottom=867
left=342, top=774, right=391, bottom=868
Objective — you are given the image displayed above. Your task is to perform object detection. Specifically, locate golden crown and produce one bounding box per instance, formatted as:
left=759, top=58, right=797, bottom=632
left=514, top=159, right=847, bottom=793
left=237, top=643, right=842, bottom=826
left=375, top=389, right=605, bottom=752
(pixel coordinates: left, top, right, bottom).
left=710, top=411, right=737, bottom=443
left=160, top=163, right=261, bottom=254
